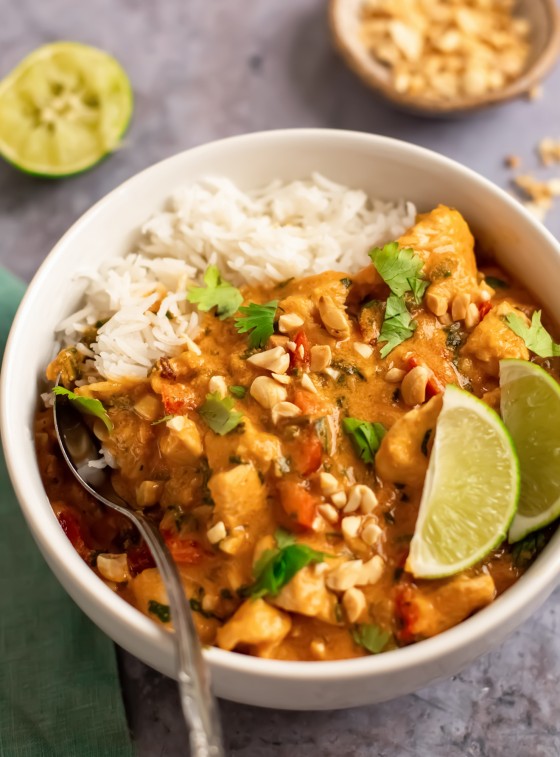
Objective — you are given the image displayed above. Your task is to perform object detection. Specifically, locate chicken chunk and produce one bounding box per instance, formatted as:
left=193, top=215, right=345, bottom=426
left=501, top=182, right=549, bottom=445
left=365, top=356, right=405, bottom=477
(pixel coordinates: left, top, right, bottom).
left=128, top=567, right=219, bottom=643
left=461, top=301, right=529, bottom=377
left=208, top=464, right=272, bottom=552
left=352, top=206, right=480, bottom=309
left=204, top=418, right=282, bottom=473
left=376, top=394, right=443, bottom=488
left=396, top=573, right=496, bottom=642
left=216, top=598, right=292, bottom=656
left=46, top=346, right=86, bottom=386
left=399, top=205, right=479, bottom=306
left=270, top=566, right=339, bottom=624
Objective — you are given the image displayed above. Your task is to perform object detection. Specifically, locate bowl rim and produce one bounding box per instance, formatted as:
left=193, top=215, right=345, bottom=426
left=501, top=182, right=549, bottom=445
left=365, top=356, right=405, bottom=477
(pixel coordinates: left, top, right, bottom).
left=329, top=0, right=560, bottom=115
left=3, top=127, right=560, bottom=685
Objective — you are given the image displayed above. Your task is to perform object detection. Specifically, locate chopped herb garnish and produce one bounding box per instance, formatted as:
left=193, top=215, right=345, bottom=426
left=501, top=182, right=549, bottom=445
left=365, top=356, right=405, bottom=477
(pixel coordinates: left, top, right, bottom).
left=276, top=277, right=294, bottom=289
left=275, top=528, right=296, bottom=549
left=369, top=241, right=428, bottom=303
left=485, top=275, right=509, bottom=290
left=148, top=599, right=170, bottom=623
left=421, top=428, right=432, bottom=457
left=198, top=459, right=214, bottom=506
left=235, top=300, right=278, bottom=348
left=352, top=623, right=391, bottom=654
left=378, top=294, right=417, bottom=358
left=186, top=264, right=243, bottom=320
left=505, top=310, right=560, bottom=358
left=315, top=417, right=334, bottom=453
left=445, top=322, right=463, bottom=350
left=151, top=414, right=175, bottom=426
left=334, top=603, right=344, bottom=623
left=340, top=277, right=352, bottom=288
left=199, top=392, right=243, bottom=435
left=189, top=597, right=219, bottom=620
left=229, top=385, right=247, bottom=399
left=511, top=530, right=548, bottom=568
left=52, top=386, right=113, bottom=432
left=431, top=265, right=452, bottom=280
left=342, top=417, right=386, bottom=464
left=332, top=360, right=366, bottom=381
left=248, top=531, right=325, bottom=599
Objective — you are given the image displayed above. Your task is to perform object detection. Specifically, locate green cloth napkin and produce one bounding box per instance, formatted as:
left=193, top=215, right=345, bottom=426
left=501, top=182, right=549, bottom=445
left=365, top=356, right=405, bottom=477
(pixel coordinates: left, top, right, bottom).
left=0, top=268, right=134, bottom=757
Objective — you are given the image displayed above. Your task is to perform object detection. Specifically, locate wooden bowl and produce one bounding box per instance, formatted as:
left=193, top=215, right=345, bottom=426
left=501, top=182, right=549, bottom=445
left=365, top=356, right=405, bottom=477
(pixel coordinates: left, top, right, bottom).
left=329, top=0, right=560, bottom=116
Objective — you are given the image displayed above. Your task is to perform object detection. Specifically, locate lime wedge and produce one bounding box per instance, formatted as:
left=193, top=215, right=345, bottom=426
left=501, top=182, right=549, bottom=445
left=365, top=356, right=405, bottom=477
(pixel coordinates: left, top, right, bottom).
left=500, top=359, right=560, bottom=543
left=0, top=42, right=132, bottom=177
left=407, top=385, right=519, bottom=579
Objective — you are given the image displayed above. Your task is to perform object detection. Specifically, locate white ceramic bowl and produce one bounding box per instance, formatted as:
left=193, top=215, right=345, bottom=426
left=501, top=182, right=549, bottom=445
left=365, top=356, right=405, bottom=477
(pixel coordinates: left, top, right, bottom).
left=2, top=129, right=560, bottom=711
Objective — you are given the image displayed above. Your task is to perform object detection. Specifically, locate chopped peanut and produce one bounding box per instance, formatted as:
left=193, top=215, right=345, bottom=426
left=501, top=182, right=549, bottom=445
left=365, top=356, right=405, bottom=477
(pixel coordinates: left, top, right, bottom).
left=310, top=345, right=332, bottom=372
left=207, top=521, right=227, bottom=544
left=250, top=376, right=288, bottom=408
left=343, top=587, right=366, bottom=623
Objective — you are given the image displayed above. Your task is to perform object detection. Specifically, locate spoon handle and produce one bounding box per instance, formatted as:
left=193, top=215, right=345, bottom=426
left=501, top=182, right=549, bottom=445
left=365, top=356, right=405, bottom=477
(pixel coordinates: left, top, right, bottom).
left=132, top=513, right=225, bottom=757
left=52, top=389, right=224, bottom=754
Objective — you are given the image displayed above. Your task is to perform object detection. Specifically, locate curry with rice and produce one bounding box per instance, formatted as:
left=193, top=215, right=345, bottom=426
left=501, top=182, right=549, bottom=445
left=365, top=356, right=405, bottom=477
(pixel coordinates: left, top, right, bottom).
left=35, top=205, right=559, bottom=661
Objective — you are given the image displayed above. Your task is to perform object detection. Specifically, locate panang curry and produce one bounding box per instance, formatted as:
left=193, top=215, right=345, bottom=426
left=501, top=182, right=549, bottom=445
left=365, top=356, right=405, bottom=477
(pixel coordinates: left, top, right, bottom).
left=35, top=205, right=557, bottom=660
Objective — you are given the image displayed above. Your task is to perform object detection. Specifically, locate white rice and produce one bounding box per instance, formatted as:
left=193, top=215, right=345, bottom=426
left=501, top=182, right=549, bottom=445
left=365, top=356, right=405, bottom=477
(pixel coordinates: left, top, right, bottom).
left=57, top=173, right=415, bottom=381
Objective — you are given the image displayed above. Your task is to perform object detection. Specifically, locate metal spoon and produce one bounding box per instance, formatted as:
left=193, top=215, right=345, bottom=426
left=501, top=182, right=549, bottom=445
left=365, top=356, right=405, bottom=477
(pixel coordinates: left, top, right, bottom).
left=52, top=385, right=224, bottom=757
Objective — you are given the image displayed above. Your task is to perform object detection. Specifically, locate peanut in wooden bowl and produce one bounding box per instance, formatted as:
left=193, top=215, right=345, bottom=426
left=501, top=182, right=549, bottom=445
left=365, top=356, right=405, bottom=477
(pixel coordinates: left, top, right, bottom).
left=329, top=0, right=560, bottom=116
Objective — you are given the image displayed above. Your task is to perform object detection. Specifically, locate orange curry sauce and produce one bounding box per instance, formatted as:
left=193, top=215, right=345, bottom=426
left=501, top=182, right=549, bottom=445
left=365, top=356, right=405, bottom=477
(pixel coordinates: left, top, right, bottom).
left=35, top=206, right=558, bottom=661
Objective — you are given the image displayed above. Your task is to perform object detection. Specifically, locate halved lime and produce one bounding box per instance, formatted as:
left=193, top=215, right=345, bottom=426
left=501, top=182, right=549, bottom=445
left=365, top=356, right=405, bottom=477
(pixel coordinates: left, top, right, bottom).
left=0, top=42, right=133, bottom=177
left=406, top=385, right=519, bottom=579
left=500, top=359, right=560, bottom=543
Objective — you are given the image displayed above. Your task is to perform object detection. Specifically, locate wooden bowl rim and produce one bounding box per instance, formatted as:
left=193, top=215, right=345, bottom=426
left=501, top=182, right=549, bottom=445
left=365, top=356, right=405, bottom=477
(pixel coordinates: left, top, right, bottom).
left=329, top=0, right=560, bottom=114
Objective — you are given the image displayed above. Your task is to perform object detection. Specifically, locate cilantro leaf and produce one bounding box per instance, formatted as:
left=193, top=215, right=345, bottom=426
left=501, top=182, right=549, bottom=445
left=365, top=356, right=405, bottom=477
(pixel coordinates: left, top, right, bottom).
left=275, top=528, right=296, bottom=549
left=151, top=414, right=175, bottom=426
left=229, top=385, right=247, bottom=399
left=342, top=417, right=386, bottom=464
left=235, top=300, right=278, bottom=348
left=187, top=265, right=243, bottom=320
left=378, top=294, right=417, bottom=358
left=352, top=623, right=391, bottom=654
left=369, top=242, right=428, bottom=303
left=199, top=392, right=243, bottom=435
left=249, top=539, right=325, bottom=599
left=52, top=386, right=113, bottom=432
left=148, top=599, right=170, bottom=623
left=505, top=310, right=560, bottom=358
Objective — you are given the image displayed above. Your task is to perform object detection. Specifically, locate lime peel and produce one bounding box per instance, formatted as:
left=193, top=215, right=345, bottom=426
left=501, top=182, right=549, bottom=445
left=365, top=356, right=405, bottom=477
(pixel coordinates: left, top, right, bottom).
left=500, top=359, right=560, bottom=543
left=0, top=41, right=133, bottom=177
left=407, top=384, right=519, bottom=579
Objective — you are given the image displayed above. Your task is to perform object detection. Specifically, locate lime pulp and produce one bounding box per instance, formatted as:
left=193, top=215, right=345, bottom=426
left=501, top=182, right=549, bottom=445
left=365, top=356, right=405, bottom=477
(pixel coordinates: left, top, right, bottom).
left=500, top=359, right=560, bottom=543
left=0, top=42, right=133, bottom=177
left=407, top=385, right=519, bottom=579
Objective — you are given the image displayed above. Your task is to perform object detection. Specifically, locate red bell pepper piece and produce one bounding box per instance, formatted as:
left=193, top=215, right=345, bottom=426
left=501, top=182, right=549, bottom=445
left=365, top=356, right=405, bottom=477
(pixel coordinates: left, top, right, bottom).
left=290, top=330, right=310, bottom=371
left=278, top=480, right=319, bottom=530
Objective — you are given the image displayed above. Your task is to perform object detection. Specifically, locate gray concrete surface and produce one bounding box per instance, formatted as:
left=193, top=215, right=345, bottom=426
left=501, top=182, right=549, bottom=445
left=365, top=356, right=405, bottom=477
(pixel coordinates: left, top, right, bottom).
left=2, top=0, right=560, bottom=755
